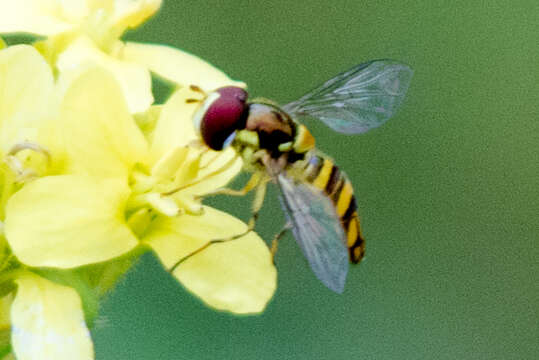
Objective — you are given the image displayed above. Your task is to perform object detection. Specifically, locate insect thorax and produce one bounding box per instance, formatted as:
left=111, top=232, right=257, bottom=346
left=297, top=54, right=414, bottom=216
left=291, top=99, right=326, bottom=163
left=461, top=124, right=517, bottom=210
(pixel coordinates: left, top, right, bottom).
left=231, top=102, right=316, bottom=173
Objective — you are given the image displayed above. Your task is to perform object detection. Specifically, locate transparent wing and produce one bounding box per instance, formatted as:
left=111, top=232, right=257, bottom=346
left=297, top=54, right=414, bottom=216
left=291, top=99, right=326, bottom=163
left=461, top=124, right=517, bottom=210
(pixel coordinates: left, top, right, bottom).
left=277, top=173, right=349, bottom=293
left=282, top=59, right=413, bottom=134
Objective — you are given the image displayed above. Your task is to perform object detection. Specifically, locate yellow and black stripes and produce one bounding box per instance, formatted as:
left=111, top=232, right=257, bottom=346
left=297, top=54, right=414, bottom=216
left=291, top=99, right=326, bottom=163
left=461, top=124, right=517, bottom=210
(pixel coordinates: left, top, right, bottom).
left=304, top=154, right=365, bottom=263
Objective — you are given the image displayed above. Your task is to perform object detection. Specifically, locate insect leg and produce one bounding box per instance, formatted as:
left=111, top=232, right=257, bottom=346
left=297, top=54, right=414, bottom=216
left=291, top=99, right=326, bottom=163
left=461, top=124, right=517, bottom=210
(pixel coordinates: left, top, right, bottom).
left=169, top=180, right=269, bottom=273
left=247, top=178, right=267, bottom=230
left=169, top=236, right=236, bottom=273
left=202, top=172, right=262, bottom=198
left=270, top=222, right=292, bottom=263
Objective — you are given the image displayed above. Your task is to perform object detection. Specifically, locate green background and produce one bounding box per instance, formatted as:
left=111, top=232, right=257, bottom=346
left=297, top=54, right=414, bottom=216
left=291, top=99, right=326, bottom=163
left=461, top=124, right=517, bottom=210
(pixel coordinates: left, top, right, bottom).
left=95, top=1, right=538, bottom=359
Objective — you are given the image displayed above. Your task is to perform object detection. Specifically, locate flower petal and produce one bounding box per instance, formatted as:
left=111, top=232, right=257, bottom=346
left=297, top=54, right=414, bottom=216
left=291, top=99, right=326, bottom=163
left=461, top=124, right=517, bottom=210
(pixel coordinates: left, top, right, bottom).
left=57, top=36, right=153, bottom=113
left=111, top=0, right=162, bottom=30
left=0, top=45, right=55, bottom=154
left=149, top=88, right=199, bottom=163
left=52, top=66, right=149, bottom=178
left=149, top=88, right=242, bottom=191
left=5, top=175, right=138, bottom=268
left=120, top=42, right=245, bottom=91
left=150, top=146, right=189, bottom=182
left=11, top=273, right=93, bottom=360
left=145, top=207, right=276, bottom=314
left=0, top=0, right=79, bottom=35
left=182, top=148, right=242, bottom=196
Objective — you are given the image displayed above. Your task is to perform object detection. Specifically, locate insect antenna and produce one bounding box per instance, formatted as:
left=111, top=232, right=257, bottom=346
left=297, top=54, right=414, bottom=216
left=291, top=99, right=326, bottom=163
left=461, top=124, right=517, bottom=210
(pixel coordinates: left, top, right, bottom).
left=189, top=84, right=206, bottom=94
left=184, top=84, right=208, bottom=104
left=270, top=222, right=292, bottom=263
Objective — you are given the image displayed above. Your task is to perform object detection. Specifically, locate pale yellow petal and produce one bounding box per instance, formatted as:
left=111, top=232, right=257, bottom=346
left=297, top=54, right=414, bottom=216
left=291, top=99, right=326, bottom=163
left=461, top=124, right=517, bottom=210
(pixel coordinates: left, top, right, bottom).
left=11, top=273, right=93, bottom=360
left=182, top=147, right=242, bottom=196
left=112, top=0, right=162, bottom=30
left=149, top=88, right=199, bottom=164
left=57, top=0, right=89, bottom=20
left=145, top=207, right=276, bottom=314
left=149, top=89, right=240, bottom=188
left=53, top=66, right=149, bottom=178
left=133, top=103, right=162, bottom=137
left=0, top=0, right=80, bottom=35
left=0, top=45, right=55, bottom=154
left=150, top=146, right=189, bottom=182
left=157, top=149, right=201, bottom=195
left=57, top=36, right=153, bottom=113
left=5, top=175, right=138, bottom=268
left=120, top=42, right=245, bottom=91
left=86, top=0, right=113, bottom=13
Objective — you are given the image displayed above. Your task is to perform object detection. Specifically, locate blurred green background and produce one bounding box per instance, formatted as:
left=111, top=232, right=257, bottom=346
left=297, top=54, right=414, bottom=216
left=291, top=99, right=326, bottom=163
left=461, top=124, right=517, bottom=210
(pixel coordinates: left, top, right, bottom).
left=94, top=1, right=538, bottom=359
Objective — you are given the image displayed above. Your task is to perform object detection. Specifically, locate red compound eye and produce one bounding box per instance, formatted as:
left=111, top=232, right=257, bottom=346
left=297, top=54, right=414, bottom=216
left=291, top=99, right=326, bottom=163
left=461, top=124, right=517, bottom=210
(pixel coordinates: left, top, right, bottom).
left=194, top=86, right=248, bottom=150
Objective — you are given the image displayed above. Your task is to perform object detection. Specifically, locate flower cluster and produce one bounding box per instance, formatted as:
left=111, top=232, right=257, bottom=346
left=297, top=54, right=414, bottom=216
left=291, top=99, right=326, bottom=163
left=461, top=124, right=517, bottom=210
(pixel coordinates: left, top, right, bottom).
left=0, top=1, right=276, bottom=359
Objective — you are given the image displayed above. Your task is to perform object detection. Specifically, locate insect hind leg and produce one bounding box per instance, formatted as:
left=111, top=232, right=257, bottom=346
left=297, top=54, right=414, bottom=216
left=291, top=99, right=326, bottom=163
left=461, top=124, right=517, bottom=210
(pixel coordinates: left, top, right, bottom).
left=169, top=180, right=268, bottom=273
left=169, top=230, right=252, bottom=273
left=270, top=222, right=292, bottom=264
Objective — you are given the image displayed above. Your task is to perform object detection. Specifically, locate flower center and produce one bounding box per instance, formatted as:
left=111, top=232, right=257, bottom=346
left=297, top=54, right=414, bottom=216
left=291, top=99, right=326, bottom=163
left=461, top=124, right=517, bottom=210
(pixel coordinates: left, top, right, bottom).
left=0, top=142, right=52, bottom=219
left=125, top=147, right=211, bottom=237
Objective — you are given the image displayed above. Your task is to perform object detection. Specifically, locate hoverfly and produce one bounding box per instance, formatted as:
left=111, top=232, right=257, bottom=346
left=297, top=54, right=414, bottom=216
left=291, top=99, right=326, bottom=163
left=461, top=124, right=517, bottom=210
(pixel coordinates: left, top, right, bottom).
left=188, top=60, right=412, bottom=293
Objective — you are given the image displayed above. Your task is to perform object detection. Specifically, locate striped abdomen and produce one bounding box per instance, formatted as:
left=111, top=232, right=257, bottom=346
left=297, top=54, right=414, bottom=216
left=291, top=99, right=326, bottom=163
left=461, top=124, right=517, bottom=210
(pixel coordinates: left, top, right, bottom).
left=303, top=154, right=365, bottom=263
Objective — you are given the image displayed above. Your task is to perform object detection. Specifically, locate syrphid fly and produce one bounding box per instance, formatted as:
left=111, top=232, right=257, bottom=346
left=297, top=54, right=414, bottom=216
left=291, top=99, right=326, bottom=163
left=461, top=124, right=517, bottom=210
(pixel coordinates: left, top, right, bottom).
left=184, top=60, right=412, bottom=293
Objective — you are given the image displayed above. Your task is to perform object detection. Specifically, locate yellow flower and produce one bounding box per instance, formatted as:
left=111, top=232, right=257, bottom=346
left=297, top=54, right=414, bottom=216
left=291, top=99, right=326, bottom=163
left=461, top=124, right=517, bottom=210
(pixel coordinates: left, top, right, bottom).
left=0, top=0, right=243, bottom=113
left=0, top=0, right=162, bottom=113
left=0, top=39, right=276, bottom=358
left=9, top=273, right=94, bottom=360
left=0, top=45, right=55, bottom=156
left=0, top=45, right=93, bottom=360
left=3, top=50, right=277, bottom=313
